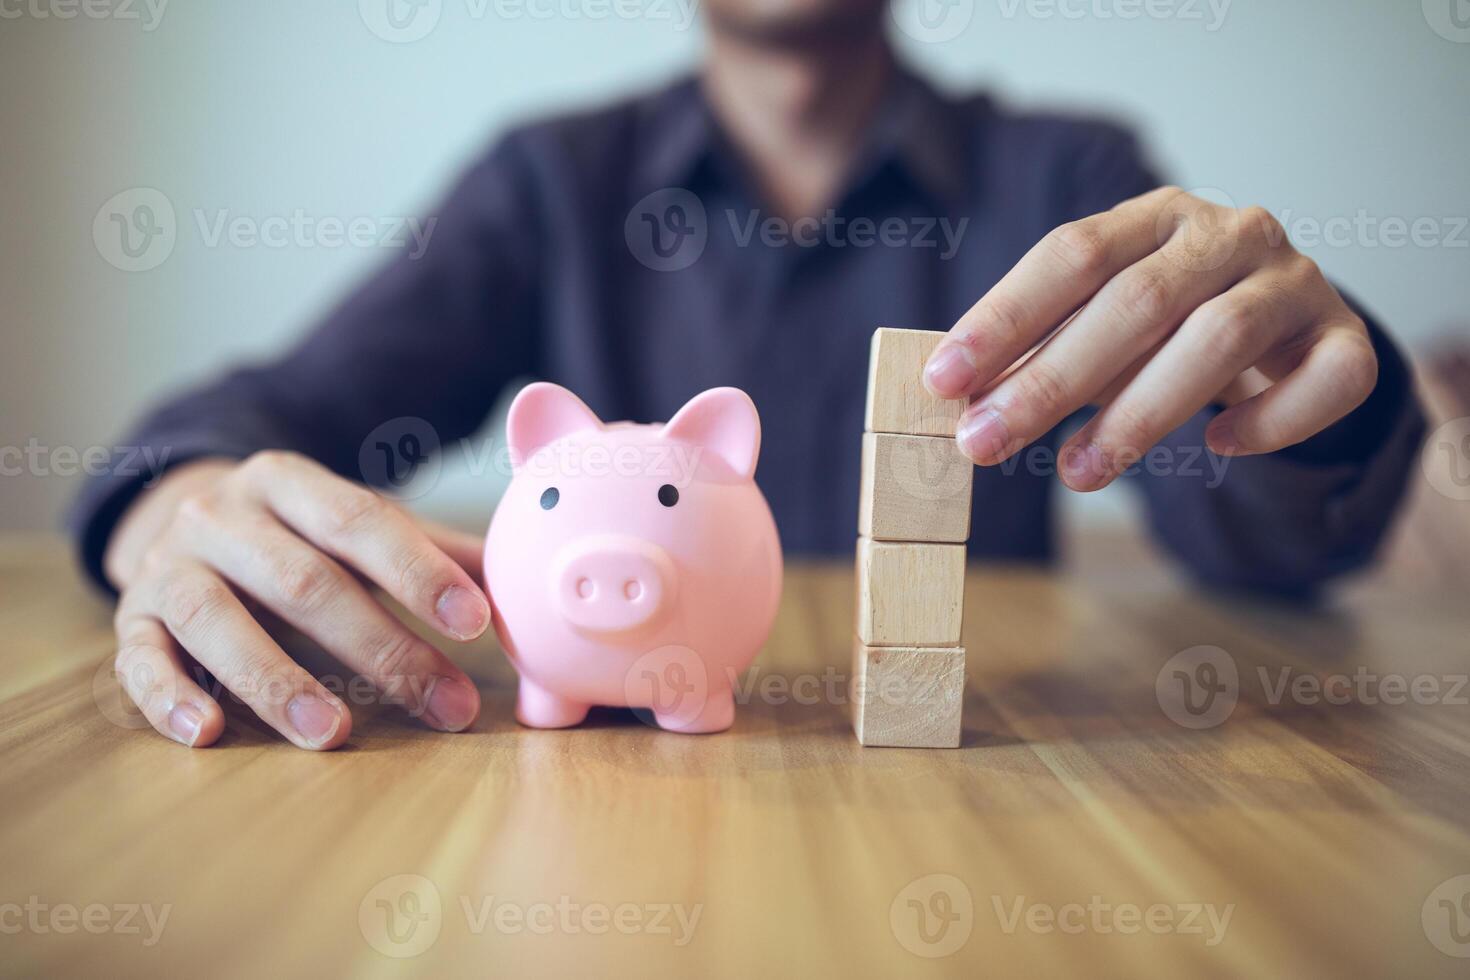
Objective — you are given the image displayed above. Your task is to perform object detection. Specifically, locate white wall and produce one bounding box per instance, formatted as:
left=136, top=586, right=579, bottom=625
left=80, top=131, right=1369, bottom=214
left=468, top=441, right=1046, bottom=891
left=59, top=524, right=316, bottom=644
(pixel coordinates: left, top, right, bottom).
left=2, top=0, right=1466, bottom=532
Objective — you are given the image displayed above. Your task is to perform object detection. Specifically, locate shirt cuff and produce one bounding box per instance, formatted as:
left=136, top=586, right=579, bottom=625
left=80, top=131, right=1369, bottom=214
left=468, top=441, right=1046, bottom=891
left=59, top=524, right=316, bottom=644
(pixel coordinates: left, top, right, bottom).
left=65, top=434, right=257, bottom=596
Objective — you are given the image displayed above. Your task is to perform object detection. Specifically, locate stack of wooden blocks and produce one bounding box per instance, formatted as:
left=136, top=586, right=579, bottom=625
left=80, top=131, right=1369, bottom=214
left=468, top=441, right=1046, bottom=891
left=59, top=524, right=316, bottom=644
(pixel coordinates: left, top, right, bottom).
left=853, top=328, right=972, bottom=749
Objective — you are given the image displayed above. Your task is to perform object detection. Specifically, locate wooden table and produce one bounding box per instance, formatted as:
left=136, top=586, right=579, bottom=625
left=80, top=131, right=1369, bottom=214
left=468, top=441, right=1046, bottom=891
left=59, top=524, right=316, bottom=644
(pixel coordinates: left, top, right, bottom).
left=3, top=533, right=1469, bottom=978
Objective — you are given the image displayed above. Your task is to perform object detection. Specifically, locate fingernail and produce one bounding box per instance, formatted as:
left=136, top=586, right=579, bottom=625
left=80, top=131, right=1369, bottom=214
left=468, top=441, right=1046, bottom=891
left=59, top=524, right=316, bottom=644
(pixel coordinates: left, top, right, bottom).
left=1209, top=420, right=1240, bottom=455
left=924, top=343, right=977, bottom=398
left=1061, top=442, right=1107, bottom=490
left=957, top=407, right=1010, bottom=464
left=168, top=702, right=204, bottom=746
left=436, top=585, right=489, bottom=641
left=287, top=693, right=342, bottom=748
left=424, top=676, right=479, bottom=733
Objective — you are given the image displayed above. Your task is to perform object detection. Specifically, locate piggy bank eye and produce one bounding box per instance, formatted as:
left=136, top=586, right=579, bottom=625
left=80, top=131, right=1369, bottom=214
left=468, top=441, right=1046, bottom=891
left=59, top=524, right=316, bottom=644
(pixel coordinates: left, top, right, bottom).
left=658, top=484, right=679, bottom=507
left=540, top=487, right=560, bottom=510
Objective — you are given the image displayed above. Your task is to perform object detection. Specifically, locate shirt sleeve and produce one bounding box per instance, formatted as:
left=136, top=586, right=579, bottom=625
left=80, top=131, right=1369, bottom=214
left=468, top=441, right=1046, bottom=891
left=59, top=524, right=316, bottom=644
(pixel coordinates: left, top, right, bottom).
left=1059, top=122, right=1427, bottom=595
left=67, top=134, right=545, bottom=593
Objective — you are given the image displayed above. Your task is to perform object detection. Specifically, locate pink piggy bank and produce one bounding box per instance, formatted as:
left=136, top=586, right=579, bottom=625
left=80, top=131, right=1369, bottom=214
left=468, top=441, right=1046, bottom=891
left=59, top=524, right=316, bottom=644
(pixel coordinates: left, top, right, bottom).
left=483, top=383, right=783, bottom=733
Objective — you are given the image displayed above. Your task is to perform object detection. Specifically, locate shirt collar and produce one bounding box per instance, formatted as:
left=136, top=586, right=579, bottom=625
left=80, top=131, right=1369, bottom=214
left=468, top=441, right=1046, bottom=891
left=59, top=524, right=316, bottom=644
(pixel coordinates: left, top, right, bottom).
left=630, top=77, right=721, bottom=198
left=863, top=67, right=972, bottom=209
left=630, top=67, right=973, bottom=209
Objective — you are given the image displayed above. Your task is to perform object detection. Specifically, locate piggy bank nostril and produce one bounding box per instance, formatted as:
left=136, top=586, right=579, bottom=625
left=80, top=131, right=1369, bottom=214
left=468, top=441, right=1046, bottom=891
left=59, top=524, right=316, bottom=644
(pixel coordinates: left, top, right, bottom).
left=576, top=577, right=595, bottom=599
left=623, top=579, right=643, bottom=601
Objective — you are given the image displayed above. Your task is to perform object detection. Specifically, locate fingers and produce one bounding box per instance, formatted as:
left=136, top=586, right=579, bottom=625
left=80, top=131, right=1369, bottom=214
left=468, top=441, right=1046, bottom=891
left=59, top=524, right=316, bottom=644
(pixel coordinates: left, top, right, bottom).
left=954, top=219, right=1258, bottom=464
left=236, top=452, right=491, bottom=642
left=1206, top=323, right=1378, bottom=457
left=1056, top=271, right=1309, bottom=490
left=417, top=517, right=488, bottom=585
left=112, top=615, right=225, bottom=747
left=121, top=562, right=352, bottom=750
left=178, top=509, right=480, bottom=732
left=924, top=186, right=1176, bottom=400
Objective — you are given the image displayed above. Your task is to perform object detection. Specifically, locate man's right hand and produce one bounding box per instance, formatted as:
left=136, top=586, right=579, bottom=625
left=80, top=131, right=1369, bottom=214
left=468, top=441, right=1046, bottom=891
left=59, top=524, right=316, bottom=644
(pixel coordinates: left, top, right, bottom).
left=103, top=451, right=489, bottom=749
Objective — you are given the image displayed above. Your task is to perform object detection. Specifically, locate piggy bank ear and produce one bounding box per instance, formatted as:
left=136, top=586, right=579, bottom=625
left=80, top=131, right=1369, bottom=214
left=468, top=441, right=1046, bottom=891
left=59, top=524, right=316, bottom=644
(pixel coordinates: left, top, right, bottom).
left=506, top=383, right=603, bottom=470
left=662, top=387, right=761, bottom=479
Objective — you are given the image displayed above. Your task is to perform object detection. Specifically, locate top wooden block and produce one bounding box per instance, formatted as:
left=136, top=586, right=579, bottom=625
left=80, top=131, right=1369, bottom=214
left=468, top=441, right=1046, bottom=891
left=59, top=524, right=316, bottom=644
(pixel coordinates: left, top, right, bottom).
left=864, top=328, right=966, bottom=437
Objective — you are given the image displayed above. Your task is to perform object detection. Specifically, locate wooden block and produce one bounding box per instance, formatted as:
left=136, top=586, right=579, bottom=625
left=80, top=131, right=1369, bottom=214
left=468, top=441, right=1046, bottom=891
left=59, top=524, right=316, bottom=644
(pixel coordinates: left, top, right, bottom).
left=852, top=639, right=965, bottom=748
left=864, top=327, right=965, bottom=437
left=855, top=537, right=964, bottom=647
left=858, top=431, right=973, bottom=543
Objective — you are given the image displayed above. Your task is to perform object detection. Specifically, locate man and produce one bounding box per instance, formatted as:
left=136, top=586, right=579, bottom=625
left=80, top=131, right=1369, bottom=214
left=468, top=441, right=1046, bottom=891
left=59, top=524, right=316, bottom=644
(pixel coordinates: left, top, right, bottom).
left=72, top=0, right=1424, bottom=751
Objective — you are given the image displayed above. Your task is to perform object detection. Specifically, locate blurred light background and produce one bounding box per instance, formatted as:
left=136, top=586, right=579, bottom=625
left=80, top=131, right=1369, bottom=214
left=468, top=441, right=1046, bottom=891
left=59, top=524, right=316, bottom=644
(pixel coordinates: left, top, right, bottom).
left=2, top=0, right=1467, bottom=535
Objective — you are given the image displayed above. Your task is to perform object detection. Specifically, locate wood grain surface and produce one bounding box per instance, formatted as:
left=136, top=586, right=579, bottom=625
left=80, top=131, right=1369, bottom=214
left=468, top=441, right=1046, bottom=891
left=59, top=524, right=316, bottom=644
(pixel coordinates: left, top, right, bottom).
left=3, top=533, right=1469, bottom=978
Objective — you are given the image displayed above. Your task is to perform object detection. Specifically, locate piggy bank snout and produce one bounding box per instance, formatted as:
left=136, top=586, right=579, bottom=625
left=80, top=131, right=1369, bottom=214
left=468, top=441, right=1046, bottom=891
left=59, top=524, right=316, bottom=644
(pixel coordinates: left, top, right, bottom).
left=552, top=535, right=674, bottom=634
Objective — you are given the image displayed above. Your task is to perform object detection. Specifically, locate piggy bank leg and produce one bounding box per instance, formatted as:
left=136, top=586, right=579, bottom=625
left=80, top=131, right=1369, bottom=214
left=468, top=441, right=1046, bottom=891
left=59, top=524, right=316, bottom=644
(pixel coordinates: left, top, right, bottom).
left=515, top=677, right=590, bottom=729
left=653, top=685, right=736, bottom=734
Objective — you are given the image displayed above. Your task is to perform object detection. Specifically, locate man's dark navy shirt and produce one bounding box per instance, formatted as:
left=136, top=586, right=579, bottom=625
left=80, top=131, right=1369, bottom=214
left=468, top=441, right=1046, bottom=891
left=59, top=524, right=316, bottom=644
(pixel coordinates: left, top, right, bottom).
left=70, top=68, right=1424, bottom=595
